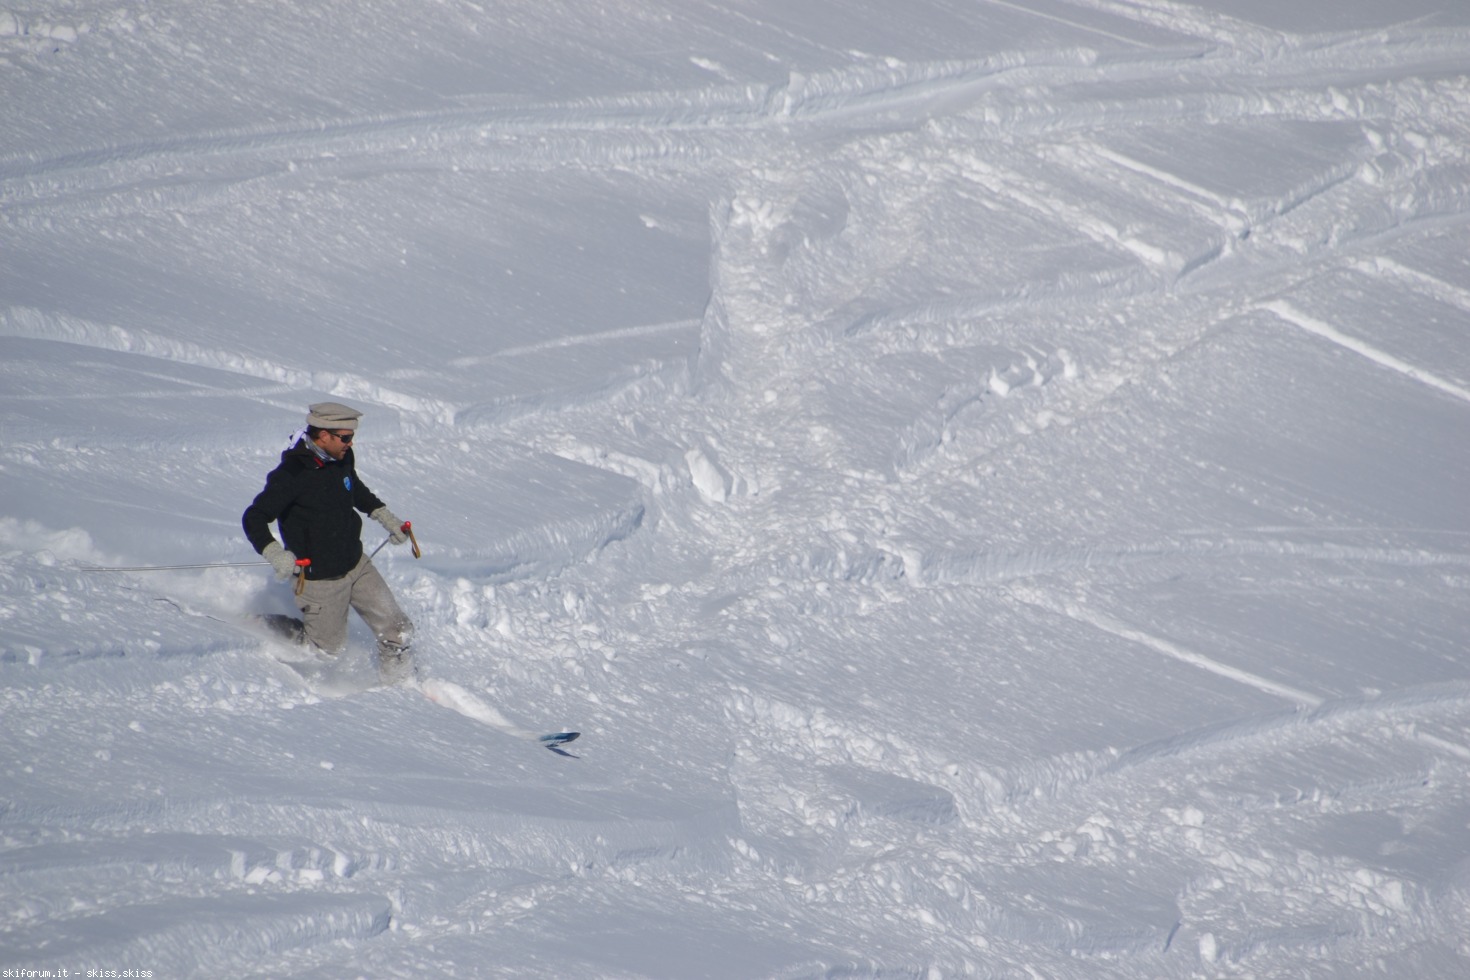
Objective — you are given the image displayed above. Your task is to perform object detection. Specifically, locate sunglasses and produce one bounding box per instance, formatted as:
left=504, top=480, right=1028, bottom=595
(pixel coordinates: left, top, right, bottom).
left=330, top=430, right=354, bottom=443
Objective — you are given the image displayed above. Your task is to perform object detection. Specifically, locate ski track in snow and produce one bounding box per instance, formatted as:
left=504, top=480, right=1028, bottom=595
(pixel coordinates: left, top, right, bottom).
left=4, top=1, right=1470, bottom=976
left=1262, top=299, right=1470, bottom=404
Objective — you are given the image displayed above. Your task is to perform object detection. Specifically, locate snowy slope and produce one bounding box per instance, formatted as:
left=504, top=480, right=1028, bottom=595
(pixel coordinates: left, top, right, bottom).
left=4, top=1, right=1470, bottom=976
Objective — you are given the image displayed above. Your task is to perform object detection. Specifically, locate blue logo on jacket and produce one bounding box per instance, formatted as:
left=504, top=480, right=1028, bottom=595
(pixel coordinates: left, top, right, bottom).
left=344, top=476, right=352, bottom=491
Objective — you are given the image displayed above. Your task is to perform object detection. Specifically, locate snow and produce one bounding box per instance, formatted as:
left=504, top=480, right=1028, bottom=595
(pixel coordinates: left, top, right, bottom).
left=3, top=0, right=1470, bottom=976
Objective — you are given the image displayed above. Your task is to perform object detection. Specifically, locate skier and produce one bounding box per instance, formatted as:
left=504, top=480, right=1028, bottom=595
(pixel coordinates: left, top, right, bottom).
left=242, top=401, right=415, bottom=681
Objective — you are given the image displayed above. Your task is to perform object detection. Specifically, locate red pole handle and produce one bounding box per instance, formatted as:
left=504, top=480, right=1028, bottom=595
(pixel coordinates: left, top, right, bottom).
left=294, top=558, right=311, bottom=595
left=402, top=521, right=421, bottom=559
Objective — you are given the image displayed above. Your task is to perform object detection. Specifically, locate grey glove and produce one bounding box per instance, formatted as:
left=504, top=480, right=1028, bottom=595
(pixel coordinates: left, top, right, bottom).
left=261, top=541, right=300, bottom=581
left=370, top=506, right=409, bottom=545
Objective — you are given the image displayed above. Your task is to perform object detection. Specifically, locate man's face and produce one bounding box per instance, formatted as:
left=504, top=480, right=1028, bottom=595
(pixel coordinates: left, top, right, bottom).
left=316, top=428, right=354, bottom=460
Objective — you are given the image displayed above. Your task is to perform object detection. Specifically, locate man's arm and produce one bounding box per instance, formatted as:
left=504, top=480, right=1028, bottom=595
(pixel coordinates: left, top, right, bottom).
left=351, top=470, right=387, bottom=516
left=242, top=466, right=296, bottom=554
left=352, top=471, right=407, bottom=545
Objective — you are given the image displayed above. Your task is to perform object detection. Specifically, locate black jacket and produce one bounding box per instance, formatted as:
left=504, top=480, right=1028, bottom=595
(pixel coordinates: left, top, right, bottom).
left=242, top=439, right=386, bottom=580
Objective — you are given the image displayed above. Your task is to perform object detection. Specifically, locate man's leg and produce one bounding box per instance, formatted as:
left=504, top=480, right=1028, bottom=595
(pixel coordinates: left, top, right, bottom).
left=350, top=559, right=414, bottom=675
left=293, top=574, right=353, bottom=655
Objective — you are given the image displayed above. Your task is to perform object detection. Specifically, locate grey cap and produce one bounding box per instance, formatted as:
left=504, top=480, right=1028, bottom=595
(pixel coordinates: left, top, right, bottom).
left=306, top=401, right=363, bottom=430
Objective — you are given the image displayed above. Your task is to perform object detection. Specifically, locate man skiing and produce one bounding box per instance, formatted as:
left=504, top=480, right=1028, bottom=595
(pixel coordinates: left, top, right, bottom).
left=242, top=401, right=415, bottom=681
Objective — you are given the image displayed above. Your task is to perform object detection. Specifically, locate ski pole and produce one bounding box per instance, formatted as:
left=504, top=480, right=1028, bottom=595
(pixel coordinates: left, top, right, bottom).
left=368, top=521, right=420, bottom=561
left=81, top=561, right=269, bottom=572
left=82, top=529, right=420, bottom=572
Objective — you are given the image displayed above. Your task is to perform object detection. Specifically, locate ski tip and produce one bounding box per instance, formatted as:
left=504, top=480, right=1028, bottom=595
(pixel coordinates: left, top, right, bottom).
left=539, top=731, right=580, bottom=745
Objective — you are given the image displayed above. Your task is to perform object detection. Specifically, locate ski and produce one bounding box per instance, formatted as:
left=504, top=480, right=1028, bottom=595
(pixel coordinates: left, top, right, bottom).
left=241, top=627, right=581, bottom=754
left=539, top=731, right=581, bottom=756
left=416, top=678, right=581, bottom=755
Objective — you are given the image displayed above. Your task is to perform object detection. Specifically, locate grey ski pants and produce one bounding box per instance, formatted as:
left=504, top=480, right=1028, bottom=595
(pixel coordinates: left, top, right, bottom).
left=293, top=554, right=413, bottom=657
